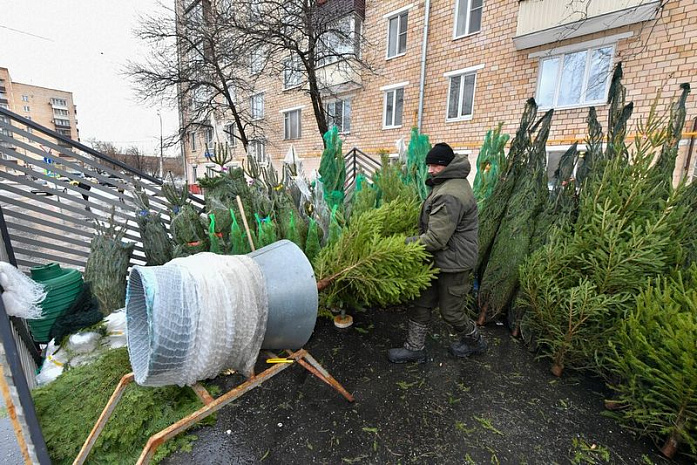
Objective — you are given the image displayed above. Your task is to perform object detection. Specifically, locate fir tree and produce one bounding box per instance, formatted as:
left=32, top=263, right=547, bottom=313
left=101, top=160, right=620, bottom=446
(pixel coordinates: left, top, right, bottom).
left=314, top=199, right=435, bottom=309
left=476, top=98, right=537, bottom=279
left=473, top=123, right=510, bottom=210
left=606, top=265, right=697, bottom=459
left=405, top=127, right=431, bottom=201
left=478, top=109, right=553, bottom=324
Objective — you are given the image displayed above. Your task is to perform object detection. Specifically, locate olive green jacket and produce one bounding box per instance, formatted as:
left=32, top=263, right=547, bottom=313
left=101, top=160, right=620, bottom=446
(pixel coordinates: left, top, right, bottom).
left=418, top=154, right=478, bottom=272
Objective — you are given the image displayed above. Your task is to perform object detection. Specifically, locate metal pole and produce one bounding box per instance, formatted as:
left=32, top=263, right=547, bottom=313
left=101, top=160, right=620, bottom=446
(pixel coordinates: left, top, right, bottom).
left=158, top=111, right=164, bottom=179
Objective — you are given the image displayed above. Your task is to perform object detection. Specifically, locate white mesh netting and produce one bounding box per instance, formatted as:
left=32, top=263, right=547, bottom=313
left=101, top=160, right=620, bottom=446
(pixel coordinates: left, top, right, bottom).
left=126, top=252, right=268, bottom=387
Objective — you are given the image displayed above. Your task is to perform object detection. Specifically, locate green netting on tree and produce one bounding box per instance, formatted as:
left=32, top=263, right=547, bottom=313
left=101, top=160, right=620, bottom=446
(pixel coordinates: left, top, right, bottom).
left=305, top=218, right=321, bottom=263
left=208, top=214, right=222, bottom=254
left=318, top=126, right=346, bottom=209
left=84, top=213, right=134, bottom=315
left=406, top=127, right=431, bottom=201
left=473, top=123, right=510, bottom=210
left=170, top=204, right=208, bottom=257
left=255, top=214, right=277, bottom=248
left=228, top=209, right=251, bottom=255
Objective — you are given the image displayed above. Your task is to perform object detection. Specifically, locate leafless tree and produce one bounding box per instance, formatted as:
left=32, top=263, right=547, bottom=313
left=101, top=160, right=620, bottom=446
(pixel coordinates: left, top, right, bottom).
left=230, top=0, right=373, bottom=141
left=127, top=0, right=259, bottom=151
left=128, top=0, right=373, bottom=152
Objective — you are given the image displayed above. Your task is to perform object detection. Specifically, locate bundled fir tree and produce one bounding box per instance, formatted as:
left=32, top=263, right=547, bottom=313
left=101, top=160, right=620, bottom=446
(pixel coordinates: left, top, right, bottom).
left=132, top=187, right=172, bottom=266
left=476, top=99, right=538, bottom=280
left=606, top=265, right=697, bottom=459
left=518, top=74, right=691, bottom=377
left=314, top=198, right=430, bottom=310
left=477, top=108, right=553, bottom=324
left=405, top=127, right=431, bottom=201
left=318, top=126, right=346, bottom=210
left=372, top=155, right=419, bottom=205
left=472, top=123, right=510, bottom=210
left=84, top=209, right=134, bottom=315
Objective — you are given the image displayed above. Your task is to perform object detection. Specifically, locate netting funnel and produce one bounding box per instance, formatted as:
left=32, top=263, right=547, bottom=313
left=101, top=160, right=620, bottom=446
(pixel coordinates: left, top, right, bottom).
left=126, top=240, right=317, bottom=386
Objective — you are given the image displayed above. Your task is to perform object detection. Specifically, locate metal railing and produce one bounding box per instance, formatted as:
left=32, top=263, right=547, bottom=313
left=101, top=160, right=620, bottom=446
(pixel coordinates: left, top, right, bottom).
left=343, top=147, right=381, bottom=191
left=0, top=106, right=203, bottom=272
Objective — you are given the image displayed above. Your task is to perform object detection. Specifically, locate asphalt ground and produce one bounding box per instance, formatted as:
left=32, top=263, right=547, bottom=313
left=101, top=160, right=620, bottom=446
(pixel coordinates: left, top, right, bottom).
left=162, top=307, right=690, bottom=465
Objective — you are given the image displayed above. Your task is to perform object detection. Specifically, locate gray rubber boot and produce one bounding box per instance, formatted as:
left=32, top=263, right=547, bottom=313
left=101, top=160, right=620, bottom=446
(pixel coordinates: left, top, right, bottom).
left=387, top=320, right=428, bottom=364
left=449, top=325, right=487, bottom=358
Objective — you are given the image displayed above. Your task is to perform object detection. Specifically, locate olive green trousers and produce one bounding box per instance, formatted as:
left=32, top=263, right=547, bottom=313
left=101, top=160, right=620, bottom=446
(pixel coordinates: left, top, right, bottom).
left=408, top=271, right=476, bottom=333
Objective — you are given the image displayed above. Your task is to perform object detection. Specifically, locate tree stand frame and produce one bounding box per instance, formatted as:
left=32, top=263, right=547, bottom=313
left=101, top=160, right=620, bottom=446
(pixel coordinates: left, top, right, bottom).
left=73, top=348, right=354, bottom=465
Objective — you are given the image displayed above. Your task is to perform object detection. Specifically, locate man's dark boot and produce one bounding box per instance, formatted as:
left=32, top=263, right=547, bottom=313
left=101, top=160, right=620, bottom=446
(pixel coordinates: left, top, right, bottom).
left=449, top=325, right=487, bottom=358
left=388, top=320, right=428, bottom=364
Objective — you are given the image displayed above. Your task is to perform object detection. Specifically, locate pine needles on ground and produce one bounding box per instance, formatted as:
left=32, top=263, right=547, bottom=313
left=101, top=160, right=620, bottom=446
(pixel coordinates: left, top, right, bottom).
left=32, top=348, right=215, bottom=465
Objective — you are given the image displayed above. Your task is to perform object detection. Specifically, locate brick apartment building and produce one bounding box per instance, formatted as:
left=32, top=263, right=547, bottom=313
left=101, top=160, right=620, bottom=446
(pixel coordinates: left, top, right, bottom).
left=179, top=0, right=696, bottom=184
left=0, top=67, right=80, bottom=171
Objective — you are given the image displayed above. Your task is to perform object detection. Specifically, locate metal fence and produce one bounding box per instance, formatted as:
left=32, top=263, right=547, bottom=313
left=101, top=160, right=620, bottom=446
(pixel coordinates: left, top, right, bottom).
left=343, top=147, right=381, bottom=191
left=0, top=106, right=203, bottom=272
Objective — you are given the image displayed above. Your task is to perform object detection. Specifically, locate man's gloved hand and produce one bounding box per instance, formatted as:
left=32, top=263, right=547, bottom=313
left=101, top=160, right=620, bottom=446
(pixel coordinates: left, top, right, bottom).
left=405, top=236, right=419, bottom=245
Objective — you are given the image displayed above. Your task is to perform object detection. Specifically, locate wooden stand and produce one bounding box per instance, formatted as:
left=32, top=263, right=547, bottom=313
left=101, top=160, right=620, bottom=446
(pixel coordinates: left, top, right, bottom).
left=73, top=349, right=354, bottom=465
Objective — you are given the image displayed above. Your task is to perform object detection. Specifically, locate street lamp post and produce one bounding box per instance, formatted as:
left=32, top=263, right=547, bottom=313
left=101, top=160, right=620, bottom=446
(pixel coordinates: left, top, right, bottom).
left=157, top=111, right=164, bottom=179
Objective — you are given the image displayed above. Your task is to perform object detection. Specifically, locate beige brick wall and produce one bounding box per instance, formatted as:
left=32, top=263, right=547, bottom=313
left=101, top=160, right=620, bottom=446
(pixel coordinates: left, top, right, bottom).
left=183, top=0, right=697, bottom=183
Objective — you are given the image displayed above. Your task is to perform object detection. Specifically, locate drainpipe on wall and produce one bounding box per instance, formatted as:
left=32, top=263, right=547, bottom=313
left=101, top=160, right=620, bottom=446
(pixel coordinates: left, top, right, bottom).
left=417, top=0, right=432, bottom=132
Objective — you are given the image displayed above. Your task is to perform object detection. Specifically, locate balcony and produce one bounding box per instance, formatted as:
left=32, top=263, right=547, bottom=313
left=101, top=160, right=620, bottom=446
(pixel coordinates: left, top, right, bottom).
left=317, top=0, right=365, bottom=21
left=513, top=0, right=661, bottom=50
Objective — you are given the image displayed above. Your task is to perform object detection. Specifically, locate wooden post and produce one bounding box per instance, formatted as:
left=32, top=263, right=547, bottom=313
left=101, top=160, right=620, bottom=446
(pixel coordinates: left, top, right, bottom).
left=235, top=195, right=256, bottom=252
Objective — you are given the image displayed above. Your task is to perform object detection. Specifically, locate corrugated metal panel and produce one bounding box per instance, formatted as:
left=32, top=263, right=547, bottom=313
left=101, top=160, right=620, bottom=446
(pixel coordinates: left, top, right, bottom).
left=516, top=0, right=653, bottom=37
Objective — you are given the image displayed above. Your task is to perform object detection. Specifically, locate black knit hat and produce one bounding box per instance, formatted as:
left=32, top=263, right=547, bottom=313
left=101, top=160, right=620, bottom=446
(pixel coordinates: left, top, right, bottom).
left=425, top=143, right=455, bottom=166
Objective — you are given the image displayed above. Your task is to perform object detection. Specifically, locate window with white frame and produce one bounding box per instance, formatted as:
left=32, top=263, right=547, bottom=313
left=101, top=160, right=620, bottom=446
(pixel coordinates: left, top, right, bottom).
left=23, top=106, right=30, bottom=112
left=454, top=0, right=482, bottom=38
left=283, top=55, right=303, bottom=89
left=50, top=98, right=67, bottom=107
left=536, top=45, right=614, bottom=108
left=283, top=108, right=302, bottom=140
left=54, top=118, right=70, bottom=127
left=386, top=9, right=408, bottom=58
left=546, top=145, right=585, bottom=190
left=248, top=139, right=267, bottom=163
left=446, top=66, right=481, bottom=121
left=53, top=108, right=69, bottom=116
left=326, top=98, right=352, bottom=133
left=250, top=48, right=264, bottom=74
left=224, top=122, right=237, bottom=146
left=204, top=126, right=214, bottom=149
left=383, top=85, right=405, bottom=129
left=190, top=131, right=198, bottom=151
left=250, top=93, right=264, bottom=120
left=21, top=95, right=29, bottom=102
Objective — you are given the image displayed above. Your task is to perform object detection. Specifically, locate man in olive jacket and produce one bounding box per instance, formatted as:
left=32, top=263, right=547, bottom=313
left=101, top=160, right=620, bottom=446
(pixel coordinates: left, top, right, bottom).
left=388, top=143, right=486, bottom=363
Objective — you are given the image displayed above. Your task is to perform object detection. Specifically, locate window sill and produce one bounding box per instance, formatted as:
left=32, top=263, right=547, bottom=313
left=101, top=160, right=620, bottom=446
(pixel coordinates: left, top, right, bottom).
left=386, top=52, right=406, bottom=61
left=382, top=125, right=403, bottom=130
left=538, top=101, right=607, bottom=111
left=446, top=115, right=473, bottom=123
left=283, top=84, right=303, bottom=92
left=452, top=30, right=481, bottom=41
